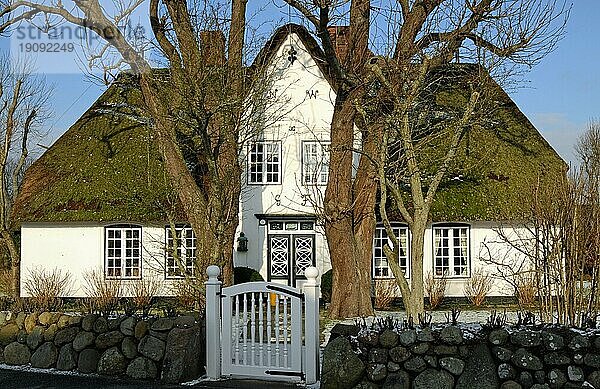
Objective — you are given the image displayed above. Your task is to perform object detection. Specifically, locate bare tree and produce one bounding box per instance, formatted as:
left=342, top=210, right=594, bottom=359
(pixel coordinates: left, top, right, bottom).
left=0, top=56, right=49, bottom=298
left=0, top=0, right=251, bottom=285
left=283, top=0, right=569, bottom=317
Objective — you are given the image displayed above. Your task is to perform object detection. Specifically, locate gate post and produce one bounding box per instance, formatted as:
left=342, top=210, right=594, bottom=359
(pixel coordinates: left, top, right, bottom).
left=205, top=265, right=222, bottom=380
left=303, top=266, right=320, bottom=385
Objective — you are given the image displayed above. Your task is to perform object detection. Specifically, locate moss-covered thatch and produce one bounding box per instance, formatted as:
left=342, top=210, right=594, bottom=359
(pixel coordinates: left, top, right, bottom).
left=12, top=76, right=181, bottom=225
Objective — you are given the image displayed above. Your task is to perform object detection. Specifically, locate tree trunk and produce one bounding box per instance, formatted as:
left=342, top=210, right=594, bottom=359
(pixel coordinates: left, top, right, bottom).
left=1, top=231, right=20, bottom=298
left=405, top=215, right=426, bottom=317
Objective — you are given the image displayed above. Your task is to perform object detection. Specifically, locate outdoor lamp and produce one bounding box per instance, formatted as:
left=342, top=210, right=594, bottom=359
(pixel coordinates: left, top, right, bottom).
left=237, top=232, right=248, bottom=252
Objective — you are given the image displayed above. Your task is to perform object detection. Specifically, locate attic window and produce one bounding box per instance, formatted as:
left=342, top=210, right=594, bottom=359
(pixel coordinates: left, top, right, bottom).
left=105, top=225, right=142, bottom=279
left=248, top=141, right=281, bottom=184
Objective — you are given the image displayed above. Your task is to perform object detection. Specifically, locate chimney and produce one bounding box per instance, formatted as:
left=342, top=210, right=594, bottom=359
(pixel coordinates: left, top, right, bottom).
left=200, top=30, right=226, bottom=66
left=327, top=26, right=350, bottom=62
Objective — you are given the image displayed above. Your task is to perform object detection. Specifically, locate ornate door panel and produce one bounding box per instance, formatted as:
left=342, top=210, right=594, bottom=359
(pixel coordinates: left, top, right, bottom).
left=268, top=234, right=315, bottom=286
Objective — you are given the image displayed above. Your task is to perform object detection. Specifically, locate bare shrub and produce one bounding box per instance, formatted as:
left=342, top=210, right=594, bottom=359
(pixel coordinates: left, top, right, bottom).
left=464, top=268, right=493, bottom=307
left=515, top=272, right=537, bottom=308
left=374, top=279, right=397, bottom=310
left=0, top=268, right=13, bottom=296
left=127, top=276, right=163, bottom=317
left=425, top=271, right=447, bottom=310
left=83, top=268, right=122, bottom=316
left=23, top=267, right=72, bottom=311
left=170, top=279, right=205, bottom=312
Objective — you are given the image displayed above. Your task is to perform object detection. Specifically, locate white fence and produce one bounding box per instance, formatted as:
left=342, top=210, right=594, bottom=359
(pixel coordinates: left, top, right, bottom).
left=205, top=265, right=320, bottom=384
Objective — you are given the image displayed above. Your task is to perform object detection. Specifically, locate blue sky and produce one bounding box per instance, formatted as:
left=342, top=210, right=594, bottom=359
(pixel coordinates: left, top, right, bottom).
left=2, top=1, right=596, bottom=166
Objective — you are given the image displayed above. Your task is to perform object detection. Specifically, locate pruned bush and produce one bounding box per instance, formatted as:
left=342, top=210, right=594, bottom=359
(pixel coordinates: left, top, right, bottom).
left=515, top=271, right=537, bottom=308
left=127, top=276, right=162, bottom=317
left=23, top=267, right=72, bottom=311
left=233, top=267, right=263, bottom=284
left=82, top=268, right=122, bottom=316
left=464, top=268, right=493, bottom=307
left=320, top=269, right=332, bottom=302
left=374, top=279, right=397, bottom=310
left=425, top=271, right=447, bottom=309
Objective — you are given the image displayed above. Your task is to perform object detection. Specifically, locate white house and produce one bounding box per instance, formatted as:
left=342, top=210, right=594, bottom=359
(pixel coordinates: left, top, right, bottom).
left=12, top=24, right=564, bottom=298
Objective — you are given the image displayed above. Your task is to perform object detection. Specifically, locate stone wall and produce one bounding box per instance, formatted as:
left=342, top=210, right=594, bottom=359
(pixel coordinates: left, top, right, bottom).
left=323, top=323, right=600, bottom=389
left=0, top=311, right=205, bottom=383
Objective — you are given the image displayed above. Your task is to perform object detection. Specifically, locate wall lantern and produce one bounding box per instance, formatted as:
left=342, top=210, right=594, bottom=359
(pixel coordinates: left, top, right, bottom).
left=237, top=232, right=248, bottom=252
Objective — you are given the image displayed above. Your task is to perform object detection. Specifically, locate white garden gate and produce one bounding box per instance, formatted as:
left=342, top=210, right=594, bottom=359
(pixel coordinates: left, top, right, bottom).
left=205, top=265, right=320, bottom=385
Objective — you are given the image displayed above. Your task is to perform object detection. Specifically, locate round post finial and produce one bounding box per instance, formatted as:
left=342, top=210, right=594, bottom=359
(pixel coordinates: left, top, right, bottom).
left=305, top=266, right=319, bottom=284
left=206, top=265, right=221, bottom=280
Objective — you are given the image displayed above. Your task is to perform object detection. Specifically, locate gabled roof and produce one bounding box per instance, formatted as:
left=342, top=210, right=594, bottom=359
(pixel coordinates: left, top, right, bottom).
left=11, top=24, right=565, bottom=225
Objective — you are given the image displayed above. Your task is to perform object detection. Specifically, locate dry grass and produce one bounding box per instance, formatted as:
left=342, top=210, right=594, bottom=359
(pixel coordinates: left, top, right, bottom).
left=425, top=271, right=447, bottom=309
left=170, top=279, right=205, bottom=311
left=374, top=279, right=398, bottom=310
left=464, top=268, right=493, bottom=307
left=82, top=268, right=122, bottom=315
left=515, top=272, right=537, bottom=307
left=127, top=276, right=163, bottom=316
left=23, top=267, right=72, bottom=311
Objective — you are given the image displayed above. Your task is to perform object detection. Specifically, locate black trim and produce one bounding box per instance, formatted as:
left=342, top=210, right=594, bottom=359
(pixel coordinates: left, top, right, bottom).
left=265, top=370, right=304, bottom=378
left=266, top=284, right=305, bottom=300
left=255, top=214, right=316, bottom=222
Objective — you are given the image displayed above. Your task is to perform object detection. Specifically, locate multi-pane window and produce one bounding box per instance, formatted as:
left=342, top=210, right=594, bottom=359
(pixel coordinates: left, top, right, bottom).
left=248, top=142, right=281, bottom=184
left=105, top=225, right=141, bottom=278
left=433, top=225, right=470, bottom=277
left=165, top=225, right=196, bottom=278
left=302, top=141, right=329, bottom=185
left=373, top=225, right=409, bottom=278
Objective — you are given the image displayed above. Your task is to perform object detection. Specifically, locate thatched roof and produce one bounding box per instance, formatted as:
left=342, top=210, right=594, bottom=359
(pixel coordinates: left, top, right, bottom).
left=12, top=24, right=565, bottom=225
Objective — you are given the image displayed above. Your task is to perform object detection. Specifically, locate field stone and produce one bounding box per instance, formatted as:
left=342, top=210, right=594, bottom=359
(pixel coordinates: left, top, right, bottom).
left=501, top=381, right=522, bottom=389
left=489, top=329, right=509, bottom=345
left=15, top=312, right=26, bottom=329
left=389, top=346, right=410, bottom=363
left=57, top=315, right=71, bottom=329
left=57, top=344, right=77, bottom=371
left=81, top=314, right=98, bottom=331
left=151, top=318, right=173, bottom=332
left=534, top=370, right=545, bottom=384
left=456, top=344, right=498, bottom=389
left=73, top=331, right=95, bottom=351
left=54, top=327, right=78, bottom=346
left=95, top=331, right=124, bottom=349
left=573, top=353, right=583, bottom=364
left=567, top=365, right=584, bottom=382
left=424, top=355, right=438, bottom=368
left=24, top=313, right=38, bottom=333
left=398, top=329, right=417, bottom=346
left=0, top=312, right=7, bottom=326
left=519, top=371, right=534, bottom=387
left=512, top=348, right=543, bottom=370
left=493, top=346, right=513, bottom=361
left=17, top=329, right=27, bottom=343
left=354, top=379, right=379, bottom=389
left=434, top=345, right=457, bottom=355
left=512, top=330, right=542, bottom=347
left=78, top=349, right=100, bottom=373
left=31, top=341, right=58, bottom=368
left=542, top=331, right=564, bottom=351
left=174, top=315, right=195, bottom=329
left=4, top=341, right=30, bottom=365
left=413, top=368, right=454, bottom=389
left=588, top=370, right=600, bottom=389
left=412, top=342, right=430, bottom=355
left=404, top=356, right=426, bottom=373
left=120, top=317, right=136, bottom=336
left=366, top=363, right=387, bottom=382
left=358, top=331, right=379, bottom=347
left=149, top=330, right=168, bottom=341
left=569, top=335, right=590, bottom=351
left=108, top=317, right=123, bottom=331
left=121, top=337, right=138, bottom=359
left=68, top=316, right=81, bottom=327
left=161, top=327, right=203, bottom=383
left=440, top=357, right=465, bottom=376
left=43, top=324, right=58, bottom=341
left=368, top=348, right=388, bottom=364
left=126, top=356, right=157, bottom=379
left=584, top=353, right=600, bottom=367
left=321, top=336, right=365, bottom=389
left=595, top=335, right=600, bottom=350
left=547, top=369, right=567, bottom=389
left=38, top=312, right=54, bottom=326
left=97, top=347, right=127, bottom=375
left=440, top=326, right=463, bottom=345
left=328, top=323, right=359, bottom=341
left=387, top=361, right=401, bottom=372
left=27, top=326, right=44, bottom=349
left=138, top=335, right=165, bottom=361
left=93, top=316, right=109, bottom=333
left=382, top=370, right=410, bottom=389
left=134, top=321, right=148, bottom=339
left=544, top=351, right=570, bottom=365
left=0, top=323, right=19, bottom=345
left=498, top=363, right=517, bottom=380
left=379, top=329, right=398, bottom=348
left=417, top=328, right=434, bottom=342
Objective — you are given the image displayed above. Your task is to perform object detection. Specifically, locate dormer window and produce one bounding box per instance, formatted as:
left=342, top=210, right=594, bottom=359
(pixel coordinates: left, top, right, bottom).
left=248, top=141, right=281, bottom=184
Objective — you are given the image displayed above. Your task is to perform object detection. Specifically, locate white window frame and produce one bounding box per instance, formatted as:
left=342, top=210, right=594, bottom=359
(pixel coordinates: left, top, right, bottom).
left=248, top=141, right=281, bottom=184
left=433, top=224, right=470, bottom=278
left=165, top=225, right=196, bottom=279
left=302, top=141, right=329, bottom=185
left=373, top=225, right=410, bottom=279
left=105, top=225, right=142, bottom=279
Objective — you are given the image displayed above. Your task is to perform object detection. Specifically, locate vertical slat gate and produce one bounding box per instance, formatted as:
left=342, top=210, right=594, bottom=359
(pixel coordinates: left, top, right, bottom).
left=206, top=266, right=320, bottom=384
